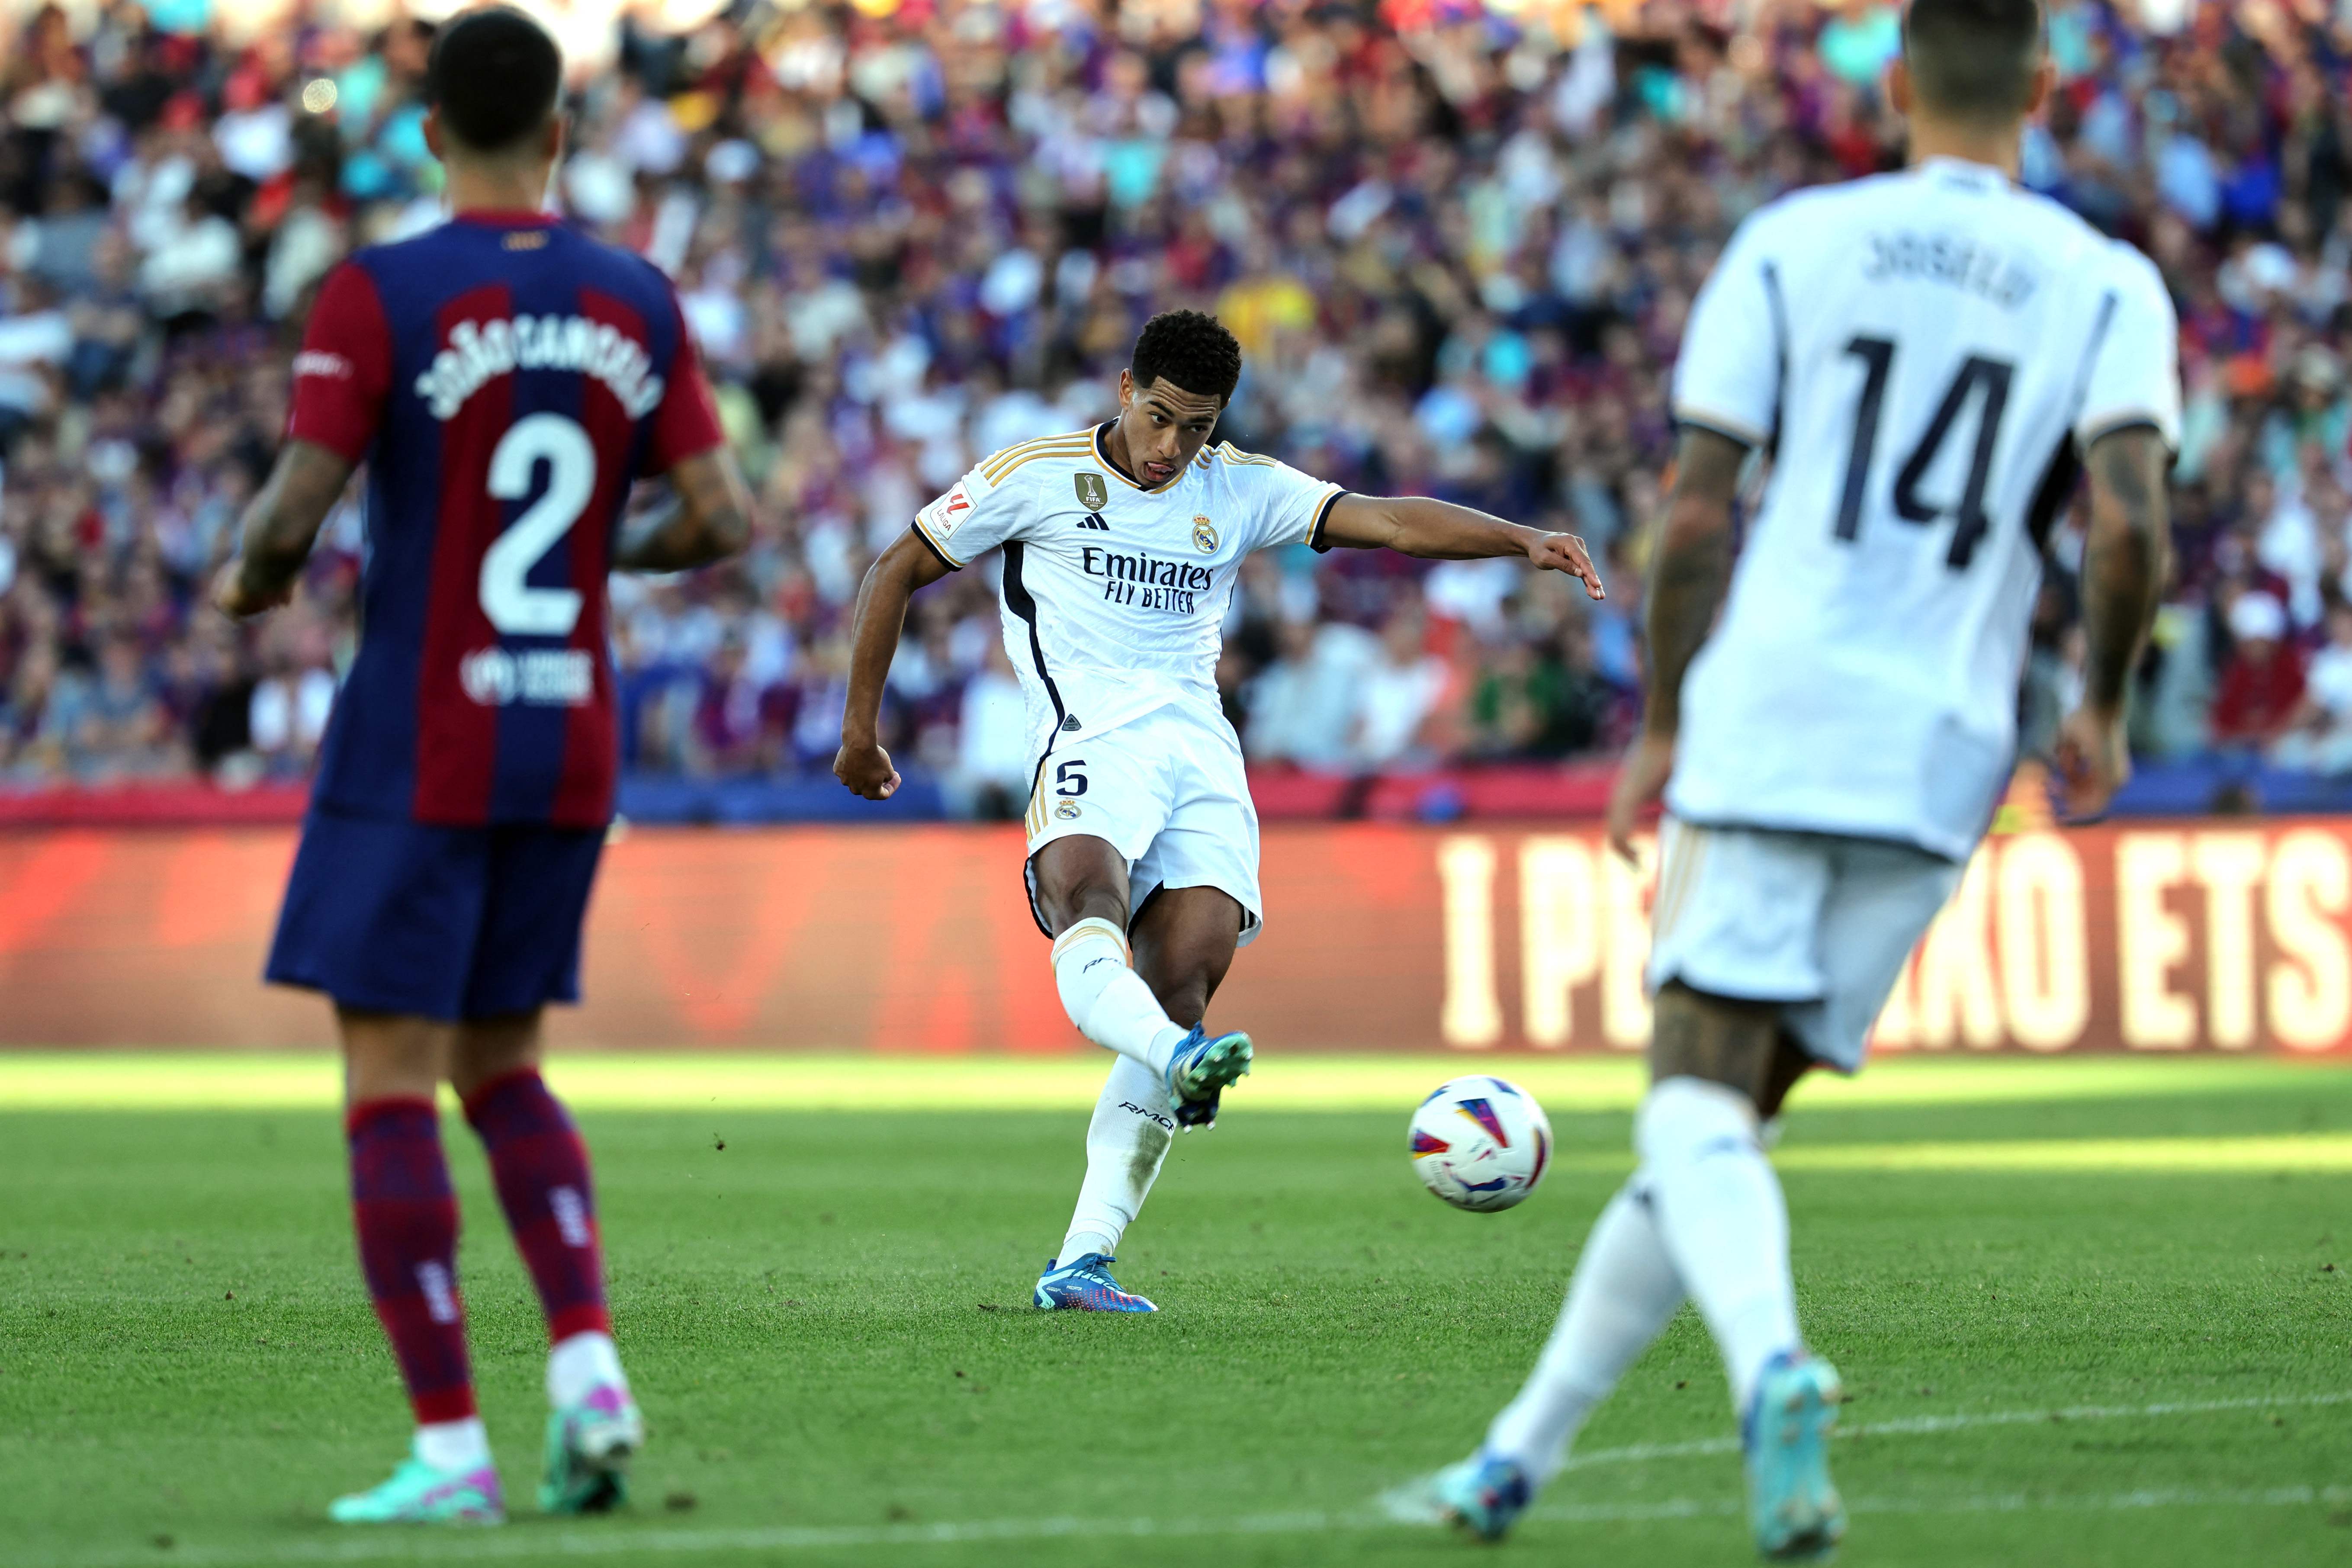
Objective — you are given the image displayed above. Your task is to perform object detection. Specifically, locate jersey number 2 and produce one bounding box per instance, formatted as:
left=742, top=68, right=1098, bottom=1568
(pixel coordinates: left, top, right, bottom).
left=1832, top=337, right=2015, bottom=569
left=481, top=413, right=597, bottom=636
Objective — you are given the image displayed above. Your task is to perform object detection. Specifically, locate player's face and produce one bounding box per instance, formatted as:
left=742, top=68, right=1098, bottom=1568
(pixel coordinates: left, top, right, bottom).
left=1114, top=372, right=1223, bottom=487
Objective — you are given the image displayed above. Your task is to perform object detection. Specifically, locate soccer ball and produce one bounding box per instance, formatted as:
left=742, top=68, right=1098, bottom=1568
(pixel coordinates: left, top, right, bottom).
left=1409, top=1076, right=1552, bottom=1212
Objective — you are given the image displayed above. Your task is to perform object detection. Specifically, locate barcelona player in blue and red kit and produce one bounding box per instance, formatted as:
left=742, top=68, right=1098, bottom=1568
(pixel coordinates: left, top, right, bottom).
left=213, top=8, right=749, bottom=1527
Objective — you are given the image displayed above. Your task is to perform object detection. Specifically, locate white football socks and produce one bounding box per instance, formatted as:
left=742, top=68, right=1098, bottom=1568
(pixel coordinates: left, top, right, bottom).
left=1057, top=1054, right=1177, bottom=1263
left=1483, top=1178, right=1685, bottom=1481
left=1051, top=917, right=1189, bottom=1078
left=414, top=1416, right=492, bottom=1472
left=1635, top=1076, right=1803, bottom=1417
left=546, top=1328, right=628, bottom=1409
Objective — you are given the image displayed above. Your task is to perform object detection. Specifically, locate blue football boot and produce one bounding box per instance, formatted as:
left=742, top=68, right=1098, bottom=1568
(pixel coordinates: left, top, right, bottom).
left=1164, top=1025, right=1253, bottom=1130
left=1743, top=1351, right=1846, bottom=1560
left=1431, top=1452, right=1533, bottom=1542
left=1034, top=1252, right=1157, bottom=1312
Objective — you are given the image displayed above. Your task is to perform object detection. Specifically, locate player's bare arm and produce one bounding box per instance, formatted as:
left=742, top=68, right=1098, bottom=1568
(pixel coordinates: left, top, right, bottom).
left=2054, top=424, right=2172, bottom=819
left=1319, top=494, right=1604, bottom=598
left=834, top=528, right=953, bottom=800
left=1604, top=425, right=1747, bottom=860
left=212, top=439, right=356, bottom=620
left=614, top=447, right=755, bottom=573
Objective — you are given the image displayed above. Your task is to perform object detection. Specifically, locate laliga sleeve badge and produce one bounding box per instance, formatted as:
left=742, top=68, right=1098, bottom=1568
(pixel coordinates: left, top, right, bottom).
left=1192, top=516, right=1218, bottom=553
left=1074, top=472, right=1109, bottom=511
left=1055, top=800, right=1083, bottom=820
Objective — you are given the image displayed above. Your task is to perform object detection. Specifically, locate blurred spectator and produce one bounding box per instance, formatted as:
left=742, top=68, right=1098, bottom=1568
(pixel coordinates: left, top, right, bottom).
left=0, top=0, right=2345, bottom=816
left=1245, top=616, right=1375, bottom=769
left=2274, top=603, right=2352, bottom=773
left=948, top=640, right=1029, bottom=819
left=2212, top=591, right=2305, bottom=751
left=1352, top=607, right=1449, bottom=770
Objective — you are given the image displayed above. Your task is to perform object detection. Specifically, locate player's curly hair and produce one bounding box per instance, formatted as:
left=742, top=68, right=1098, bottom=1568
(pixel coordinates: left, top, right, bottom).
left=1131, top=311, right=1243, bottom=403
left=427, top=6, right=562, bottom=155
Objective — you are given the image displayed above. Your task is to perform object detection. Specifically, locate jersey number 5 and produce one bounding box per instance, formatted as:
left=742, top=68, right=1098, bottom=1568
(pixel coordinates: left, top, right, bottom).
left=481, top=413, right=597, bottom=636
left=1833, top=337, right=2015, bottom=570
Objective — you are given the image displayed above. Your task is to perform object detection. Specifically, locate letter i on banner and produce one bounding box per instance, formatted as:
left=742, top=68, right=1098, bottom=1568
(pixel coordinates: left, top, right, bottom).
left=1438, top=836, right=1502, bottom=1047
left=1519, top=837, right=1598, bottom=1048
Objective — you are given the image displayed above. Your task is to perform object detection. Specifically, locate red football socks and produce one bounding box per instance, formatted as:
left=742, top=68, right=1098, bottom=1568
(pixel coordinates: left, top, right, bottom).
left=463, top=1069, right=611, bottom=1344
left=346, top=1098, right=477, bottom=1424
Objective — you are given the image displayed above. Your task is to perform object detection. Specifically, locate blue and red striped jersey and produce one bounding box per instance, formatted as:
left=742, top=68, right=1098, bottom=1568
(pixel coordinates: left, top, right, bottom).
left=285, top=211, right=723, bottom=828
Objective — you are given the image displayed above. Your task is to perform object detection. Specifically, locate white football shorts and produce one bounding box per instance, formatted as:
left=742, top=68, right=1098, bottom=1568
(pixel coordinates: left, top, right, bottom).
left=1645, top=816, right=1965, bottom=1073
left=1022, top=704, right=1264, bottom=946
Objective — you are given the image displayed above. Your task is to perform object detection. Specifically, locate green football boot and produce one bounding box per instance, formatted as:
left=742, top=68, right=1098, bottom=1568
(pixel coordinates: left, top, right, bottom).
left=328, top=1453, right=504, bottom=1525
left=540, top=1383, right=644, bottom=1514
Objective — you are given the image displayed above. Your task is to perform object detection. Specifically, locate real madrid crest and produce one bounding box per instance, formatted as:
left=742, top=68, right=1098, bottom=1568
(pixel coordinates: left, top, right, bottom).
left=1074, top=472, right=1109, bottom=511
left=1055, top=799, right=1083, bottom=820
left=1192, top=516, right=1218, bottom=553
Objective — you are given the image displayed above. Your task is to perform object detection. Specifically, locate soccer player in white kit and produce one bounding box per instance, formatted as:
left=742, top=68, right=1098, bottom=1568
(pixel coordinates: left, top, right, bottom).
left=1421, top=0, right=2179, bottom=1556
left=835, top=310, right=1604, bottom=1312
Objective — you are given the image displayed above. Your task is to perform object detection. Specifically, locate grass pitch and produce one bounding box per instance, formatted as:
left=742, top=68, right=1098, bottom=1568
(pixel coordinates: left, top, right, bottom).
left=3, top=1055, right=2349, bottom=1567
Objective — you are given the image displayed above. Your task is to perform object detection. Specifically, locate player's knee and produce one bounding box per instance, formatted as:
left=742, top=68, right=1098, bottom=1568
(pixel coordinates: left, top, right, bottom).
left=337, top=1009, right=448, bottom=1101
left=1647, top=981, right=1780, bottom=1108
left=1031, top=837, right=1130, bottom=932
left=449, top=1012, right=544, bottom=1100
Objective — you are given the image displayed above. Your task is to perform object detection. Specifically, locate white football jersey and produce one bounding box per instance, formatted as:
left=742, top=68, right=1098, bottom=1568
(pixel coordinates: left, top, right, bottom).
left=1666, top=157, right=2182, bottom=861
left=913, top=424, right=1343, bottom=758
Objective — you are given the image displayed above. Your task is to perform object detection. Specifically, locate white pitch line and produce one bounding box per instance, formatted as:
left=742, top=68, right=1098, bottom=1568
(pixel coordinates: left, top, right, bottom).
left=40, top=1391, right=2352, bottom=1568
left=1561, top=1388, right=2352, bottom=1470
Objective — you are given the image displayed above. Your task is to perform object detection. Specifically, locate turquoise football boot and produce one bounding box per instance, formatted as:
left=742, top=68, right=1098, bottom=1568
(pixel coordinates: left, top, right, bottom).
left=1431, top=1452, right=1533, bottom=1541
left=1164, top=1025, right=1252, bottom=1129
left=328, top=1452, right=504, bottom=1525
left=1744, top=1352, right=1846, bottom=1560
left=541, top=1383, right=643, bottom=1514
left=1034, top=1252, right=1157, bottom=1312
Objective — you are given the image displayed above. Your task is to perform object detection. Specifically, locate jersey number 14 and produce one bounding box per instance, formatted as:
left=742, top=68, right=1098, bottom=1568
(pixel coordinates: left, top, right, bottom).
left=1833, top=337, right=2015, bottom=571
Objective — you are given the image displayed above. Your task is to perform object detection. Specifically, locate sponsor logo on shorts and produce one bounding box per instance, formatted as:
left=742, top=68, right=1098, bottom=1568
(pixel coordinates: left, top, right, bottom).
left=1074, top=471, right=1109, bottom=510
left=292, top=350, right=351, bottom=380
left=460, top=646, right=594, bottom=707
left=1055, top=799, right=1083, bottom=820
left=1192, top=516, right=1218, bottom=553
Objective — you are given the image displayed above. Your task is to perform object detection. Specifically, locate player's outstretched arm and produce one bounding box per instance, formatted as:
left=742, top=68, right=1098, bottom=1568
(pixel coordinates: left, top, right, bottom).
left=614, top=448, right=754, bottom=573
left=212, top=440, right=356, bottom=620
left=1319, top=494, right=1605, bottom=600
left=1604, top=426, right=1748, bottom=860
left=2053, top=425, right=2172, bottom=820
left=833, top=529, right=953, bottom=801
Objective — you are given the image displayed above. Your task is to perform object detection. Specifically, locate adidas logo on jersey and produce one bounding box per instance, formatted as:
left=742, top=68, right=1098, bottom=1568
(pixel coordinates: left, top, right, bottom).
left=1075, top=512, right=1110, bottom=530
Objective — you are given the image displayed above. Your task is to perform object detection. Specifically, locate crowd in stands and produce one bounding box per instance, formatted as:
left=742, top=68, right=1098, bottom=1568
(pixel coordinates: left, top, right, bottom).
left=3, top=0, right=2351, bottom=813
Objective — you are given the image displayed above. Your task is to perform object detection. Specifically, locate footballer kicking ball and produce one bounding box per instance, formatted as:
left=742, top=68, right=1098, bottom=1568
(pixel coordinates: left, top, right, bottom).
left=1409, top=1076, right=1552, bottom=1212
